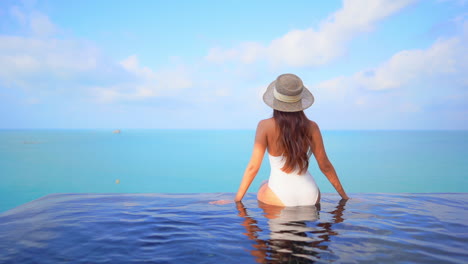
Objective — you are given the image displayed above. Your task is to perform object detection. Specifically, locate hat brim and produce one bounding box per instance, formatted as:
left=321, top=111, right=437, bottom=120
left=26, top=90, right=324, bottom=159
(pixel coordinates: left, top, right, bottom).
left=262, top=80, right=314, bottom=112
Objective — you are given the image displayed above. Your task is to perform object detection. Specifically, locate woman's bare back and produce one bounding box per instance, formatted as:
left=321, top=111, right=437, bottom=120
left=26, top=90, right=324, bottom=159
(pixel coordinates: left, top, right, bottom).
left=256, top=118, right=320, bottom=206
left=262, top=117, right=314, bottom=157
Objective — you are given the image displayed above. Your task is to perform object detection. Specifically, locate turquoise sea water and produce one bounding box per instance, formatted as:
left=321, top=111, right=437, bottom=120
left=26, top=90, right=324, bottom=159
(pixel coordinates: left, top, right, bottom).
left=0, top=130, right=467, bottom=212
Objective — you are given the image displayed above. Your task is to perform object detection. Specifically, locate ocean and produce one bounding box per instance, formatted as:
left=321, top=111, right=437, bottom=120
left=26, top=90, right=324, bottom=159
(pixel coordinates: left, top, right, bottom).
left=1, top=130, right=466, bottom=212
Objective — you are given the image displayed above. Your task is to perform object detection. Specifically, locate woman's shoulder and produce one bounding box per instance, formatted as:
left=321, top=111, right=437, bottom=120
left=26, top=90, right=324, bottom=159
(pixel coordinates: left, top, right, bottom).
left=306, top=119, right=320, bottom=137
left=256, top=118, right=277, bottom=137
left=258, top=118, right=275, bottom=128
left=308, top=119, right=318, bottom=129
left=308, top=120, right=323, bottom=138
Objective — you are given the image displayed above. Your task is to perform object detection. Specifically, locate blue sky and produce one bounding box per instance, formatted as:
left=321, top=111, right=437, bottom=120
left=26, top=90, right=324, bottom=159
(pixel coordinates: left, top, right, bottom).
left=0, top=0, right=467, bottom=129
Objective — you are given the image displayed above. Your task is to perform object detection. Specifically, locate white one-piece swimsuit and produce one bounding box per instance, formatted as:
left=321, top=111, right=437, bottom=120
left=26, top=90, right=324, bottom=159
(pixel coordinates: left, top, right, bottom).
left=266, top=153, right=320, bottom=206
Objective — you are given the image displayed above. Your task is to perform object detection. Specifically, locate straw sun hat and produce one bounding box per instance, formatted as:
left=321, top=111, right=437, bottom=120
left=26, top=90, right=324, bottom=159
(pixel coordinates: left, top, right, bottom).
left=263, top=73, right=314, bottom=112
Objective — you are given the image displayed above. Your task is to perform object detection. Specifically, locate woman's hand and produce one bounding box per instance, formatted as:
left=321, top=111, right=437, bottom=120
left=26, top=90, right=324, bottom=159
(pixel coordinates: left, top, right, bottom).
left=209, top=200, right=234, bottom=205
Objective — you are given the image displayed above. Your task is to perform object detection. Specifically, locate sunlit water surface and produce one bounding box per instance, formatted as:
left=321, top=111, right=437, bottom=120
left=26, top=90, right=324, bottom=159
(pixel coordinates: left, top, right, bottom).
left=0, top=193, right=466, bottom=263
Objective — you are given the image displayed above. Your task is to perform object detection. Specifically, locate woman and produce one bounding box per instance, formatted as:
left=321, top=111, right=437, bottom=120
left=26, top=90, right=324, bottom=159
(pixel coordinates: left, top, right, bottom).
left=235, top=73, right=348, bottom=206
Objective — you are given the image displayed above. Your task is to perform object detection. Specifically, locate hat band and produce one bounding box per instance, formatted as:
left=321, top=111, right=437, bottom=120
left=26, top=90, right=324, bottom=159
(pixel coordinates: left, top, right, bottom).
left=273, top=86, right=302, bottom=103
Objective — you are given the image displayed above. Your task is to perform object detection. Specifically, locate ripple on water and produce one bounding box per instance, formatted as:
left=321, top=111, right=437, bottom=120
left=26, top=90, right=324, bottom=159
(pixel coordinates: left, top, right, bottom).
left=0, top=193, right=467, bottom=264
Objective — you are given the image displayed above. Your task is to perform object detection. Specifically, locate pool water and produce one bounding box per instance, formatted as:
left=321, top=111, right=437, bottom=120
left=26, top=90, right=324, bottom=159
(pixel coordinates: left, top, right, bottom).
left=0, top=193, right=466, bottom=263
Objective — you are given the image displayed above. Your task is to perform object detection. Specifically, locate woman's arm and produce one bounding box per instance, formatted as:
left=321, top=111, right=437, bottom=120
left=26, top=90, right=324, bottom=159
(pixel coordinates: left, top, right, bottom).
left=234, top=121, right=267, bottom=202
left=310, top=121, right=349, bottom=200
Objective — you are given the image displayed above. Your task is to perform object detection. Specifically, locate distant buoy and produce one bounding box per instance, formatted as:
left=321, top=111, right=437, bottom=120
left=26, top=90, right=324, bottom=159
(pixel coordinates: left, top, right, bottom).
left=115, top=179, right=120, bottom=184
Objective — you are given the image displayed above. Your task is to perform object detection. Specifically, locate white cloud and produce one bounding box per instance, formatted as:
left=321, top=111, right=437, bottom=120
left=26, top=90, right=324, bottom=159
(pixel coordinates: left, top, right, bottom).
left=313, top=20, right=468, bottom=113
left=1, top=4, right=109, bottom=84
left=206, top=42, right=265, bottom=64
left=92, top=55, right=193, bottom=103
left=30, top=12, right=57, bottom=37
left=120, top=55, right=153, bottom=78
left=2, top=0, right=466, bottom=129
left=153, top=65, right=193, bottom=93
left=9, top=5, right=57, bottom=36
left=0, top=7, right=193, bottom=104
left=214, top=88, right=231, bottom=97
left=0, top=36, right=104, bottom=87
left=206, top=0, right=416, bottom=67
left=354, top=21, right=467, bottom=91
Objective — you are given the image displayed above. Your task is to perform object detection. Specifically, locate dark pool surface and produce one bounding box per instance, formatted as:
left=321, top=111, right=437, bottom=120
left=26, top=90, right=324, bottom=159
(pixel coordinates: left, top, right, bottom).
left=0, top=193, right=467, bottom=264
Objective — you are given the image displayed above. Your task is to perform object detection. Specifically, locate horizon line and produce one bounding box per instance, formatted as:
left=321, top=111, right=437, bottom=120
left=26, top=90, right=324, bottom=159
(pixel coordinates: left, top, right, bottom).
left=0, top=128, right=467, bottom=131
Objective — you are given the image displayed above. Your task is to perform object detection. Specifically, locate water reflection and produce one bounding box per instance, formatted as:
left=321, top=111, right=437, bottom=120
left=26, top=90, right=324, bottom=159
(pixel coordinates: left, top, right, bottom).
left=236, top=199, right=347, bottom=263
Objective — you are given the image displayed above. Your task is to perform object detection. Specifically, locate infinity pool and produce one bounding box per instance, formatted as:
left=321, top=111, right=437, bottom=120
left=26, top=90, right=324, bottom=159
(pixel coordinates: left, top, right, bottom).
left=0, top=193, right=466, bottom=263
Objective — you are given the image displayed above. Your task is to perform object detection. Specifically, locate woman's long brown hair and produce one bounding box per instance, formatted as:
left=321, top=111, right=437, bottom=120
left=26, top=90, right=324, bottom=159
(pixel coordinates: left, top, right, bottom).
left=273, top=109, right=313, bottom=174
